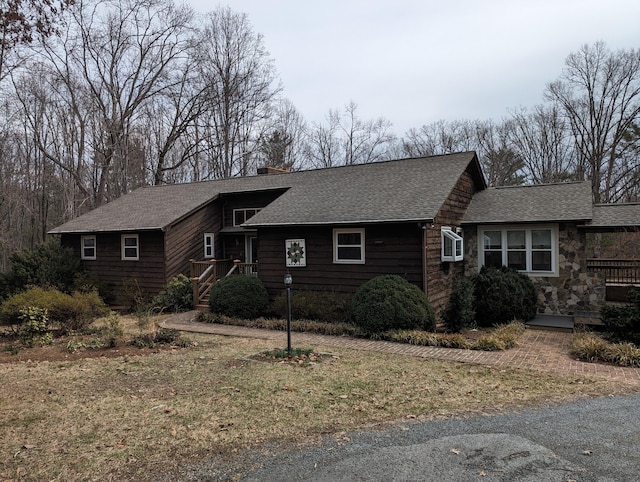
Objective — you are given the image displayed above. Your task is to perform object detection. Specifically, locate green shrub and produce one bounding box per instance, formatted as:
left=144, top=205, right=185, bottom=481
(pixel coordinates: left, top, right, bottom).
left=472, top=267, right=537, bottom=327
left=600, top=287, right=640, bottom=343
left=209, top=275, right=269, bottom=319
left=442, top=276, right=476, bottom=332
left=269, top=290, right=352, bottom=324
left=18, top=306, right=52, bottom=347
left=0, top=287, right=108, bottom=332
left=351, top=275, right=436, bottom=334
left=3, top=240, right=85, bottom=296
left=152, top=274, right=193, bottom=313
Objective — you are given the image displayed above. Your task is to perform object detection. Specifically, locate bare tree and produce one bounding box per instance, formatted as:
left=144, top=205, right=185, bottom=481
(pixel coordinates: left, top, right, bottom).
left=509, top=105, right=577, bottom=184
left=400, top=119, right=477, bottom=158
left=256, top=98, right=308, bottom=171
left=306, top=101, right=395, bottom=168
left=546, top=42, right=640, bottom=202
left=0, top=0, right=74, bottom=81
left=194, top=6, right=281, bottom=179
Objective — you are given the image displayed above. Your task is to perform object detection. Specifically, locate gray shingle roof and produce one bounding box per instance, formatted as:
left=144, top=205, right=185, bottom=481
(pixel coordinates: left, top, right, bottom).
left=49, top=152, right=484, bottom=234
left=245, top=152, right=483, bottom=226
left=462, top=181, right=593, bottom=224
left=590, top=203, right=640, bottom=228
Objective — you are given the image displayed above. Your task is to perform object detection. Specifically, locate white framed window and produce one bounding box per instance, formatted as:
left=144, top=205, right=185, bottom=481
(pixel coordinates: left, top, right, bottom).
left=478, top=225, right=558, bottom=276
left=333, top=228, right=365, bottom=264
left=81, top=235, right=96, bottom=260
left=441, top=227, right=463, bottom=262
left=233, top=208, right=261, bottom=226
left=121, top=234, right=139, bottom=261
left=204, top=233, right=215, bottom=259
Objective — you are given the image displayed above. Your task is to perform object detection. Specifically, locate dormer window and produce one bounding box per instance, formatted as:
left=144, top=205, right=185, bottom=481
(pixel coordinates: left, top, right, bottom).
left=233, top=208, right=261, bottom=226
left=441, top=227, right=463, bottom=262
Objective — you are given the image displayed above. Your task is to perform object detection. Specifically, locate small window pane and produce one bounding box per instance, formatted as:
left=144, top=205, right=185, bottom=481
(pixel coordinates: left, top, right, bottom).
left=338, top=246, right=362, bottom=260
left=338, top=232, right=361, bottom=245
left=234, top=211, right=244, bottom=226
left=484, top=251, right=503, bottom=268
left=443, top=236, right=453, bottom=257
left=455, top=238, right=463, bottom=257
left=507, top=251, right=526, bottom=270
left=483, top=231, right=501, bottom=250
left=532, top=230, right=551, bottom=249
left=124, top=237, right=137, bottom=247
left=124, top=247, right=137, bottom=258
left=532, top=251, right=552, bottom=271
left=507, top=231, right=526, bottom=249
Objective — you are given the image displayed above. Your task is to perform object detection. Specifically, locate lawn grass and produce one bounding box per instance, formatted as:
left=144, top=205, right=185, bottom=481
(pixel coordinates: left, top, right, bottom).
left=0, top=316, right=635, bottom=481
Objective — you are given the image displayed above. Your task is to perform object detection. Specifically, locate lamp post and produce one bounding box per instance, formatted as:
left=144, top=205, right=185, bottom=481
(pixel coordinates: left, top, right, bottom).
left=284, top=272, right=293, bottom=356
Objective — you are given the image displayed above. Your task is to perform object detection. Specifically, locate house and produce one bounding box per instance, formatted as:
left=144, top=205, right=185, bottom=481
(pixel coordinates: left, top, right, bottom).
left=49, top=151, right=640, bottom=317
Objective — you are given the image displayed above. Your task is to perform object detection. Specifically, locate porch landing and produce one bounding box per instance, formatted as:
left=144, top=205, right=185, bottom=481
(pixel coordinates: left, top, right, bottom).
left=526, top=314, right=574, bottom=333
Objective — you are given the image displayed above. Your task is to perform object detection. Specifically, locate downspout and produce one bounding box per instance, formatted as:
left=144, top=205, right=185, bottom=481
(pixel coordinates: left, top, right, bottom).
left=422, top=223, right=428, bottom=297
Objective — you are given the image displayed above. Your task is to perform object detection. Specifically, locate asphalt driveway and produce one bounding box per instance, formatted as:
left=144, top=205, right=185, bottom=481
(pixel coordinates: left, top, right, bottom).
left=166, top=392, right=640, bottom=481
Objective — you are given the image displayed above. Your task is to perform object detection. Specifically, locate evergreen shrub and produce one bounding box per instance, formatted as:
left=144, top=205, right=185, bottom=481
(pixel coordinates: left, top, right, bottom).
left=209, top=275, right=269, bottom=319
left=269, top=290, right=352, bottom=324
left=351, top=275, right=436, bottom=334
left=442, top=276, right=476, bottom=332
left=600, top=287, right=640, bottom=344
left=2, top=240, right=84, bottom=296
left=152, top=274, right=193, bottom=312
left=472, top=267, right=537, bottom=327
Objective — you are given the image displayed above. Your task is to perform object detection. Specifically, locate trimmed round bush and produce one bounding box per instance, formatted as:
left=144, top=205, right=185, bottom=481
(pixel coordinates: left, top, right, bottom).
left=209, top=275, right=269, bottom=319
left=351, top=275, right=436, bottom=334
left=472, top=266, right=537, bottom=327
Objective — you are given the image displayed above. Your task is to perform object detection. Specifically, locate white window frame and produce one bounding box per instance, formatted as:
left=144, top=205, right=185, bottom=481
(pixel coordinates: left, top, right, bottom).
left=204, top=233, right=215, bottom=259
left=333, top=228, right=365, bottom=264
left=478, top=224, right=558, bottom=276
left=81, top=235, right=96, bottom=260
left=233, top=208, right=261, bottom=227
left=121, top=234, right=139, bottom=261
left=441, top=227, right=463, bottom=262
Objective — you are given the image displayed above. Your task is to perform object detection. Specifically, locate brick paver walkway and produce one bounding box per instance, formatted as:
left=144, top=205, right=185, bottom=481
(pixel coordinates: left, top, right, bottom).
left=161, top=312, right=640, bottom=386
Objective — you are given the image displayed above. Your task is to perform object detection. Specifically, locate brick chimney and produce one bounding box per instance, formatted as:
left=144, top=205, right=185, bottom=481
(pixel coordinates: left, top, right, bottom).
left=257, top=166, right=290, bottom=175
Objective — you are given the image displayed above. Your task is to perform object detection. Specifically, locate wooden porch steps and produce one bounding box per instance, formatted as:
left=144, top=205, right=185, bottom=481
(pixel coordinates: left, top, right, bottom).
left=526, top=314, right=574, bottom=333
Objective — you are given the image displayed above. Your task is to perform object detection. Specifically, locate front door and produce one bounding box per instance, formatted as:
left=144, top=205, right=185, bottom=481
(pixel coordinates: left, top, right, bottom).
left=247, top=236, right=258, bottom=268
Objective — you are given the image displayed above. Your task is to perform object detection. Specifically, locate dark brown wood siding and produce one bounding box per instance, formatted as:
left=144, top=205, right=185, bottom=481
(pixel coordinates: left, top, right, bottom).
left=257, top=224, right=423, bottom=297
left=164, top=201, right=222, bottom=280
left=427, top=168, right=479, bottom=314
left=61, top=231, right=166, bottom=302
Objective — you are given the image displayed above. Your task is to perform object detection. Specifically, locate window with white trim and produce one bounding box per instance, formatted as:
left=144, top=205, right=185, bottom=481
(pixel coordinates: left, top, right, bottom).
left=333, top=228, right=365, bottom=264
left=441, top=227, right=463, bottom=262
left=81, top=235, right=96, bottom=260
left=121, top=234, right=139, bottom=261
left=204, top=233, right=215, bottom=259
left=233, top=208, right=261, bottom=226
left=479, top=225, right=557, bottom=275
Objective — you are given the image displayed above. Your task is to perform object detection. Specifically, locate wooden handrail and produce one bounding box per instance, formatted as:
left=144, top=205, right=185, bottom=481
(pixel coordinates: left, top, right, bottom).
left=190, top=259, right=258, bottom=308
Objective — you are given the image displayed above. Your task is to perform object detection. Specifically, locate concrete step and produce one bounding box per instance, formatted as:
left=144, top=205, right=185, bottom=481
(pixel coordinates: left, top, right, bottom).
left=526, top=315, right=574, bottom=333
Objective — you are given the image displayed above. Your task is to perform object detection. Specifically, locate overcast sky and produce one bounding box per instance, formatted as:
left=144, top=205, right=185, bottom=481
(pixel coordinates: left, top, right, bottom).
left=186, top=0, right=640, bottom=136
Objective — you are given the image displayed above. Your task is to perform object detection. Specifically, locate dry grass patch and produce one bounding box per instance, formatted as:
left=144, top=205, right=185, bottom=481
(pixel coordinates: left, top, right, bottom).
left=0, top=326, right=635, bottom=481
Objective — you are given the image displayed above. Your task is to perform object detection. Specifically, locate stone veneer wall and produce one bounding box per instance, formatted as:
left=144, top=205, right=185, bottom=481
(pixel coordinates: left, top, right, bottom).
left=463, top=223, right=606, bottom=315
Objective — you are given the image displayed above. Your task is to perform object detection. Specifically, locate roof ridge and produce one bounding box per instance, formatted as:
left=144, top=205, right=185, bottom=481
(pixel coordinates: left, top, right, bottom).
left=488, top=180, right=589, bottom=190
